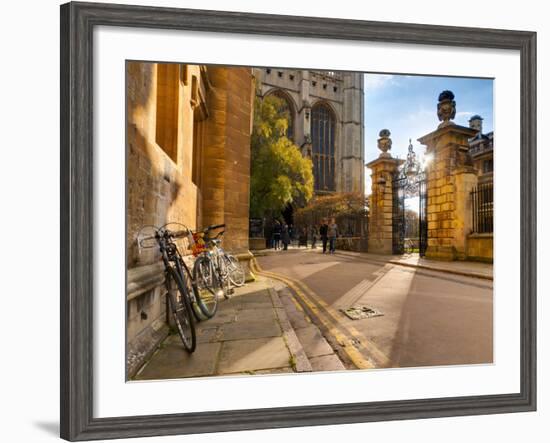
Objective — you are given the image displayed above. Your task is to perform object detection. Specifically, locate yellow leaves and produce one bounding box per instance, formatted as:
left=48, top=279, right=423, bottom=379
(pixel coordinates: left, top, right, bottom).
left=295, top=192, right=368, bottom=220
left=250, top=96, right=314, bottom=217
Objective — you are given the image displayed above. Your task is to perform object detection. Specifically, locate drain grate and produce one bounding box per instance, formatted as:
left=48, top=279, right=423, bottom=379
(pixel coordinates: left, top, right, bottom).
left=341, top=306, right=383, bottom=320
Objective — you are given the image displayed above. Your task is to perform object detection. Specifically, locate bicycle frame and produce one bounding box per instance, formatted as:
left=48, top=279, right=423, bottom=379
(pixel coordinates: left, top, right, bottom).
left=155, top=231, right=197, bottom=304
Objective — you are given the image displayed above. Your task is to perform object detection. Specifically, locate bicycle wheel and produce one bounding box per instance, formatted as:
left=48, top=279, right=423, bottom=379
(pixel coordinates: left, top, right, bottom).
left=193, top=254, right=221, bottom=317
left=226, top=254, right=245, bottom=287
left=216, top=254, right=232, bottom=300
left=179, top=261, right=206, bottom=323
left=165, top=267, right=196, bottom=352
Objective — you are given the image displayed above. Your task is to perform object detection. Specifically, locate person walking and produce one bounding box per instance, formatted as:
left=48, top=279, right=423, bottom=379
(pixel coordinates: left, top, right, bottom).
left=310, top=225, right=317, bottom=249
left=328, top=217, right=338, bottom=254
left=264, top=220, right=273, bottom=249
left=319, top=218, right=328, bottom=253
left=281, top=223, right=290, bottom=251
left=272, top=220, right=281, bottom=250
left=299, top=226, right=308, bottom=248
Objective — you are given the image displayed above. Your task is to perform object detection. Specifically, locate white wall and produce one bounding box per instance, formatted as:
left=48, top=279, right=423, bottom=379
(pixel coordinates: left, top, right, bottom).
left=0, top=0, right=546, bottom=442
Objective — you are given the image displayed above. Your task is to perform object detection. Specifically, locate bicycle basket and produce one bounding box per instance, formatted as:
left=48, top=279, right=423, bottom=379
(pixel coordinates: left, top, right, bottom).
left=191, top=232, right=207, bottom=256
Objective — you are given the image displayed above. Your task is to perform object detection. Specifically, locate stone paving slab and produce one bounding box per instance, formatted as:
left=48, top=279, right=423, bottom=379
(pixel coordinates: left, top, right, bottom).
left=294, top=325, right=335, bottom=359
left=236, top=307, right=277, bottom=322
left=309, top=354, right=346, bottom=371
left=217, top=337, right=291, bottom=374
left=135, top=341, right=222, bottom=380
left=219, top=318, right=281, bottom=341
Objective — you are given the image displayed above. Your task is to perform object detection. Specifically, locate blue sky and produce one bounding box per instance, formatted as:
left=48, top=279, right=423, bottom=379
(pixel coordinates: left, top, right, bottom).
left=363, top=73, right=493, bottom=194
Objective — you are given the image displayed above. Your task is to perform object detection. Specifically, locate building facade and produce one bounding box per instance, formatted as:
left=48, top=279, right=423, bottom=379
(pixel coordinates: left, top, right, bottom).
left=468, top=115, right=494, bottom=185
left=126, top=62, right=254, bottom=376
left=253, top=68, right=365, bottom=195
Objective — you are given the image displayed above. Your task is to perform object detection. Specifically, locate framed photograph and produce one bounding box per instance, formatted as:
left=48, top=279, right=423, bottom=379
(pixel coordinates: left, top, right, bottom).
left=60, top=1, right=536, bottom=441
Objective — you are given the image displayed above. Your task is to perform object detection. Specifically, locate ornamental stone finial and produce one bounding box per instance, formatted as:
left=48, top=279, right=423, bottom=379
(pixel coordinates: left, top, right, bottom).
left=437, top=90, right=456, bottom=127
left=377, top=129, right=392, bottom=157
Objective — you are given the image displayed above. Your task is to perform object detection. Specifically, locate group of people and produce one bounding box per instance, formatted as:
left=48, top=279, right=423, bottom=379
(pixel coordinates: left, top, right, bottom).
left=268, top=220, right=292, bottom=251
left=319, top=217, right=339, bottom=254
left=265, top=218, right=338, bottom=254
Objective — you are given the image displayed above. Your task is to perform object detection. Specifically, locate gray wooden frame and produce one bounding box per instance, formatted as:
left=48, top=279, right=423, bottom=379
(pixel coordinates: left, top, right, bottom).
left=60, top=1, right=537, bottom=441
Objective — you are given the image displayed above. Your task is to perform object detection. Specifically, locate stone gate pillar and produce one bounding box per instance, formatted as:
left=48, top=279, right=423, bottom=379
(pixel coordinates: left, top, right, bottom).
left=367, top=130, right=403, bottom=254
left=417, top=91, right=478, bottom=260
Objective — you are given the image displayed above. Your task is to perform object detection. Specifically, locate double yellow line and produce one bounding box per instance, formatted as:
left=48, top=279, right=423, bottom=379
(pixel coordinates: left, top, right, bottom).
left=250, top=258, right=391, bottom=369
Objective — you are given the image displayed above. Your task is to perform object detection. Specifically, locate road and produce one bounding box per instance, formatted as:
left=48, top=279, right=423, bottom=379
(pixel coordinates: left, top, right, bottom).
left=253, top=249, right=493, bottom=370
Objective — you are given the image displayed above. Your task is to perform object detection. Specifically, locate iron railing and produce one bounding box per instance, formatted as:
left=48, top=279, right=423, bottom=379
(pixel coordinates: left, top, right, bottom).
left=471, top=183, right=493, bottom=233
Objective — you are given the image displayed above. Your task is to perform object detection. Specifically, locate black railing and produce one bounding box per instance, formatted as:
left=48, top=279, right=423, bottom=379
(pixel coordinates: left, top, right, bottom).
left=471, top=183, right=493, bottom=233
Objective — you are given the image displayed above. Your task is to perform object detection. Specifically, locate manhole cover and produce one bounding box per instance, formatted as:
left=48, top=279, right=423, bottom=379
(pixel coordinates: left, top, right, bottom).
left=341, top=306, right=383, bottom=320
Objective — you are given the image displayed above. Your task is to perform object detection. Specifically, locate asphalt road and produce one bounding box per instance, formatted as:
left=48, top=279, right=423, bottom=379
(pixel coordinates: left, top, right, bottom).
left=255, top=249, right=493, bottom=369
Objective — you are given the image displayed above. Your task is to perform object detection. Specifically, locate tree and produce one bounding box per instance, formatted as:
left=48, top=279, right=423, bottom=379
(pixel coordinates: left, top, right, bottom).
left=294, top=192, right=369, bottom=237
left=404, top=209, right=419, bottom=238
left=250, top=95, right=313, bottom=218
left=295, top=192, right=368, bottom=220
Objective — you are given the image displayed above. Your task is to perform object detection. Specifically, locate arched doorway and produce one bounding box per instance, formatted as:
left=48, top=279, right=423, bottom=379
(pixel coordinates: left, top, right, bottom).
left=392, top=141, right=428, bottom=256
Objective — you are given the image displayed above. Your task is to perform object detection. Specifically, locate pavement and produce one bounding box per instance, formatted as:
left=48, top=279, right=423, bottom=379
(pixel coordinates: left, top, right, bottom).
left=133, top=277, right=344, bottom=380
left=134, top=248, right=493, bottom=379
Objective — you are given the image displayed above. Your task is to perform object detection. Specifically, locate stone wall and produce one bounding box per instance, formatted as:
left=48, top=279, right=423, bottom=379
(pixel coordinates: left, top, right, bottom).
left=336, top=237, right=368, bottom=252
left=466, top=233, right=493, bottom=262
left=126, top=62, right=253, bottom=377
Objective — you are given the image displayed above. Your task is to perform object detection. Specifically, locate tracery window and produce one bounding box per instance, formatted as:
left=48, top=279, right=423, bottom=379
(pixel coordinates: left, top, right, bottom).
left=311, top=103, right=336, bottom=192
left=270, top=90, right=295, bottom=141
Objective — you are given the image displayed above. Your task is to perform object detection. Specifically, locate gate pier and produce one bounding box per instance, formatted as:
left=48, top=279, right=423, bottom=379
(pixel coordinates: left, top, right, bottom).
left=417, top=91, right=478, bottom=261
left=366, top=130, right=403, bottom=254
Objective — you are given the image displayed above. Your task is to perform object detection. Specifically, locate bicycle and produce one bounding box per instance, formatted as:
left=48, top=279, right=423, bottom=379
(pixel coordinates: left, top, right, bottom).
left=137, top=224, right=197, bottom=352
left=137, top=223, right=223, bottom=351
left=188, top=225, right=226, bottom=309
left=195, top=224, right=246, bottom=298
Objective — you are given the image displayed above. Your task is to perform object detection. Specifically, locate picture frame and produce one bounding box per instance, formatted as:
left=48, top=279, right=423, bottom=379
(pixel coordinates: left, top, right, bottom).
left=60, top=1, right=537, bottom=441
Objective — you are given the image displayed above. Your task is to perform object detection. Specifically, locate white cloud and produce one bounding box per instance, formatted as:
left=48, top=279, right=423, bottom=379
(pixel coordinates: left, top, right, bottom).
left=364, top=74, right=396, bottom=91
left=455, top=111, right=475, bottom=117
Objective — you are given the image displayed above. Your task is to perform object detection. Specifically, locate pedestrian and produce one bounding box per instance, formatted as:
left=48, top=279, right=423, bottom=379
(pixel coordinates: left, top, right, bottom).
left=288, top=224, right=294, bottom=246
left=299, top=226, right=308, bottom=247
left=328, top=217, right=338, bottom=254
left=310, top=225, right=317, bottom=249
left=272, top=220, right=281, bottom=250
left=264, top=220, right=273, bottom=249
left=319, top=218, right=328, bottom=253
left=281, top=223, right=290, bottom=250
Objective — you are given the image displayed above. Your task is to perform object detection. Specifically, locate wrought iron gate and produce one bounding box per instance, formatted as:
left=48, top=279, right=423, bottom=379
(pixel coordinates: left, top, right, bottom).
left=392, top=141, right=428, bottom=257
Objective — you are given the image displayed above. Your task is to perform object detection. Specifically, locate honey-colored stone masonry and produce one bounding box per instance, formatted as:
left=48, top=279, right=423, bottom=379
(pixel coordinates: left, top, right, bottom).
left=126, top=62, right=254, bottom=375
left=366, top=156, right=403, bottom=254
left=418, top=123, right=478, bottom=260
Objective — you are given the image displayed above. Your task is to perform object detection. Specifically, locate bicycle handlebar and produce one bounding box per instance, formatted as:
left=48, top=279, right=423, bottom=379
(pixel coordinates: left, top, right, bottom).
left=138, top=227, right=191, bottom=248
left=204, top=230, right=224, bottom=243
left=205, top=223, right=225, bottom=232
left=137, top=223, right=225, bottom=250
left=171, top=229, right=190, bottom=238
